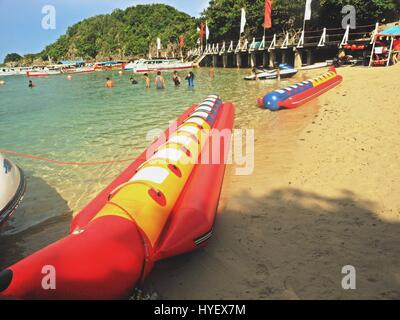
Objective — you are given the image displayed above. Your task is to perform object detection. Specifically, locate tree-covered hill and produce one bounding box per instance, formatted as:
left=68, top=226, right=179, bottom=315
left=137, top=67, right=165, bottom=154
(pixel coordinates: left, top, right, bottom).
left=41, top=4, right=198, bottom=61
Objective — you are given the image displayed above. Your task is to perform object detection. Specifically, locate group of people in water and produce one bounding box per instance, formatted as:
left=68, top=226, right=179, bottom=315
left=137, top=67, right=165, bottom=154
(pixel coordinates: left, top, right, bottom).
left=119, top=70, right=196, bottom=90
left=1, top=67, right=212, bottom=89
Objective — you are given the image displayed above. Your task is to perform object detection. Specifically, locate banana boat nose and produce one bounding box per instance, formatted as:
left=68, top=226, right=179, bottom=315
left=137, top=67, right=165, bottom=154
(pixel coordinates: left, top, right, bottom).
left=0, top=216, right=145, bottom=300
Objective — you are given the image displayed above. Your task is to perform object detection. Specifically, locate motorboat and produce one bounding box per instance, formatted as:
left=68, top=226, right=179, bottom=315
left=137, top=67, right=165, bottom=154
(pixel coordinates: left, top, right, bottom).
left=0, top=154, right=26, bottom=225
left=61, top=66, right=96, bottom=74
left=125, top=59, right=193, bottom=73
left=300, top=62, right=331, bottom=70
left=27, top=68, right=62, bottom=77
left=244, top=64, right=298, bottom=81
left=0, top=68, right=18, bottom=76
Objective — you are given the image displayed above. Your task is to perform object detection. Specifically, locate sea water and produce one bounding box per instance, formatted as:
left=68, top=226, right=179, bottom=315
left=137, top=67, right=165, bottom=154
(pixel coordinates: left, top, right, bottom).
left=0, top=68, right=301, bottom=266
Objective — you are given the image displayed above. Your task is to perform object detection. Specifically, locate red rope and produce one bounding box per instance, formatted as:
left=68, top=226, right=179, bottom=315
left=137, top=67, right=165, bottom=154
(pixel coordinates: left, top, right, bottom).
left=0, top=149, right=136, bottom=166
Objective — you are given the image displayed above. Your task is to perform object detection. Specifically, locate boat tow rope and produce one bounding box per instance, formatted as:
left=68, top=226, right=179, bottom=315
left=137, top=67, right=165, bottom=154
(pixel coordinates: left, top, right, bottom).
left=0, top=150, right=136, bottom=166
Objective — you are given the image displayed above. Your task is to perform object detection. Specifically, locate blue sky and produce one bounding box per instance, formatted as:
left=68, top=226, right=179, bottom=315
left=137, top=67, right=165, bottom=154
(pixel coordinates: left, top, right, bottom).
left=0, top=0, right=210, bottom=62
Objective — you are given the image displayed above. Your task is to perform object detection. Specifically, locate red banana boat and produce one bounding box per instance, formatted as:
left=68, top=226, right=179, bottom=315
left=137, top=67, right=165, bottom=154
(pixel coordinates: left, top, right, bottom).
left=0, top=95, right=235, bottom=300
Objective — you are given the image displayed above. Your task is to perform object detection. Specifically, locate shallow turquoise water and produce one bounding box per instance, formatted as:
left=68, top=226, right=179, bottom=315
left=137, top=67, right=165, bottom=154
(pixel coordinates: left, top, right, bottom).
left=0, top=68, right=301, bottom=235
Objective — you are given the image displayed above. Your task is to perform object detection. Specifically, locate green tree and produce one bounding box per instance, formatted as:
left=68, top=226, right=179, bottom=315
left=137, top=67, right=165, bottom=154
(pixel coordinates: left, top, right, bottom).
left=4, top=53, right=23, bottom=64
left=202, top=0, right=400, bottom=41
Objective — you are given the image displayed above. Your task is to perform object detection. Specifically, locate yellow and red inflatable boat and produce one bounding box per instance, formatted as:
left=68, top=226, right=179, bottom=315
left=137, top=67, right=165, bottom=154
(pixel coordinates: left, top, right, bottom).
left=0, top=95, right=235, bottom=299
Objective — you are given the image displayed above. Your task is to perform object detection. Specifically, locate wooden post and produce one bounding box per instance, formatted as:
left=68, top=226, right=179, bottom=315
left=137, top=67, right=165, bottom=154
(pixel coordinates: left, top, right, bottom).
left=387, top=37, right=394, bottom=67
left=223, top=54, right=228, bottom=68
left=269, top=51, right=276, bottom=68
left=294, top=49, right=303, bottom=69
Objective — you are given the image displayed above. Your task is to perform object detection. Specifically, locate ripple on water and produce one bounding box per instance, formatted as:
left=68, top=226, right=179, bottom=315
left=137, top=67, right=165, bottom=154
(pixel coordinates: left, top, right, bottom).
left=0, top=68, right=303, bottom=235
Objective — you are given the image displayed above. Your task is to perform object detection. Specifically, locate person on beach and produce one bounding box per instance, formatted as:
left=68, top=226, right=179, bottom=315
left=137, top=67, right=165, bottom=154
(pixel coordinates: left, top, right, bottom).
left=28, top=80, right=35, bottom=88
left=155, top=71, right=165, bottom=89
left=143, top=73, right=151, bottom=88
left=185, top=71, right=195, bottom=87
left=172, top=71, right=181, bottom=86
left=209, top=63, right=215, bottom=79
left=105, top=77, right=114, bottom=88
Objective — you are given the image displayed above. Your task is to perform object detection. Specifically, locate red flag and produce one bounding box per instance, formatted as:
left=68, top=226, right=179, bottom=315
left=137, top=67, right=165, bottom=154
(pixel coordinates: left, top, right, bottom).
left=264, top=0, right=272, bottom=29
left=180, top=36, right=185, bottom=48
left=200, top=22, right=205, bottom=42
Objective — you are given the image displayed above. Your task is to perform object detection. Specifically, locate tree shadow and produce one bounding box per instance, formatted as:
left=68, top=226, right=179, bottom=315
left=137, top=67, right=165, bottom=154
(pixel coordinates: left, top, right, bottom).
left=143, top=188, right=400, bottom=300
left=0, top=174, right=71, bottom=269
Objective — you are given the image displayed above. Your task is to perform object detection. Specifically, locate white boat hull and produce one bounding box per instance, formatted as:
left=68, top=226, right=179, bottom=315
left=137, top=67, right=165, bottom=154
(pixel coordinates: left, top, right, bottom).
left=125, top=60, right=193, bottom=73
left=0, top=154, right=26, bottom=225
left=244, top=68, right=298, bottom=80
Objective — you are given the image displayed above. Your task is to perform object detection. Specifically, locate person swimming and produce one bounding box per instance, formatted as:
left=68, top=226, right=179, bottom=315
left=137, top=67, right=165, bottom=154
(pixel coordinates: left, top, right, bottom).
left=185, top=72, right=195, bottom=87
left=155, top=71, right=165, bottom=89
left=105, top=77, right=114, bottom=88
left=172, top=71, right=181, bottom=86
left=143, top=73, right=151, bottom=88
left=0, top=80, right=5, bottom=86
left=28, top=80, right=35, bottom=88
left=130, top=77, right=138, bottom=85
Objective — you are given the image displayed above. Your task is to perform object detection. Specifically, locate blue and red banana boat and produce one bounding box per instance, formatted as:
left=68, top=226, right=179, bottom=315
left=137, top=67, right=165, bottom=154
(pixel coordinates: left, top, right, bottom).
left=258, top=67, right=343, bottom=111
left=0, top=95, right=235, bottom=300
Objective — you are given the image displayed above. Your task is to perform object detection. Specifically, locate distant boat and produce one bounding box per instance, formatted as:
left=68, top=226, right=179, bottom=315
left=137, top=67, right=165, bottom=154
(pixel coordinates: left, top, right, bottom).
left=125, top=59, right=193, bottom=73
left=0, top=154, right=26, bottom=225
left=61, top=66, right=96, bottom=74
left=300, top=62, right=330, bottom=71
left=27, top=68, right=62, bottom=77
left=94, top=61, right=125, bottom=71
left=0, top=67, right=51, bottom=77
left=0, top=68, right=18, bottom=76
left=244, top=64, right=298, bottom=80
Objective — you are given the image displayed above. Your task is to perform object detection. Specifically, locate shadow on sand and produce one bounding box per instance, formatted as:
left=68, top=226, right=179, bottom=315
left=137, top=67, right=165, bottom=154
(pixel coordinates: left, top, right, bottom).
left=143, top=188, right=400, bottom=300
left=0, top=174, right=71, bottom=269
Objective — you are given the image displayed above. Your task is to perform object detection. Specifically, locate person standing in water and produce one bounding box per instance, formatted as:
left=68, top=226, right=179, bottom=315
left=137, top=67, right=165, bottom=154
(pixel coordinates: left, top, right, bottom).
left=172, top=71, right=181, bottom=86
left=105, top=77, right=114, bottom=88
left=155, top=71, right=165, bottom=89
left=185, top=71, right=195, bottom=87
left=130, top=77, right=138, bottom=85
left=143, top=73, right=151, bottom=88
left=28, top=80, right=35, bottom=88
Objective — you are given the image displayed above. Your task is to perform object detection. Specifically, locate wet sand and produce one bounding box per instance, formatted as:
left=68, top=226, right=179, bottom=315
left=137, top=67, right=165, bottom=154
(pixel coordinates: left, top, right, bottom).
left=143, top=64, right=400, bottom=299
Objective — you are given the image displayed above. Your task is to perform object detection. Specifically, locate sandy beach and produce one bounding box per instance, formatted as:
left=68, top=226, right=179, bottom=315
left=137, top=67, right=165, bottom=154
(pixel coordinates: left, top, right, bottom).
left=143, top=64, right=400, bottom=300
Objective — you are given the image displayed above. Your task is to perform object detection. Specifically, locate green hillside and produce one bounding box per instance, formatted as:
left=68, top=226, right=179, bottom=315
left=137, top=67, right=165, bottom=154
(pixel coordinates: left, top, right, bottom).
left=41, top=4, right=198, bottom=61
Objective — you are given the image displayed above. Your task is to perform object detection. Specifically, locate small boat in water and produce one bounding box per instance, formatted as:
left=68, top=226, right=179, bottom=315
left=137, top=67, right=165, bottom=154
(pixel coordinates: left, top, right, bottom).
left=0, top=68, right=18, bottom=76
left=244, top=64, right=298, bottom=81
left=61, top=66, right=96, bottom=74
left=0, top=154, right=26, bottom=225
left=125, top=59, right=193, bottom=73
left=27, top=68, right=62, bottom=77
left=300, top=62, right=331, bottom=71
